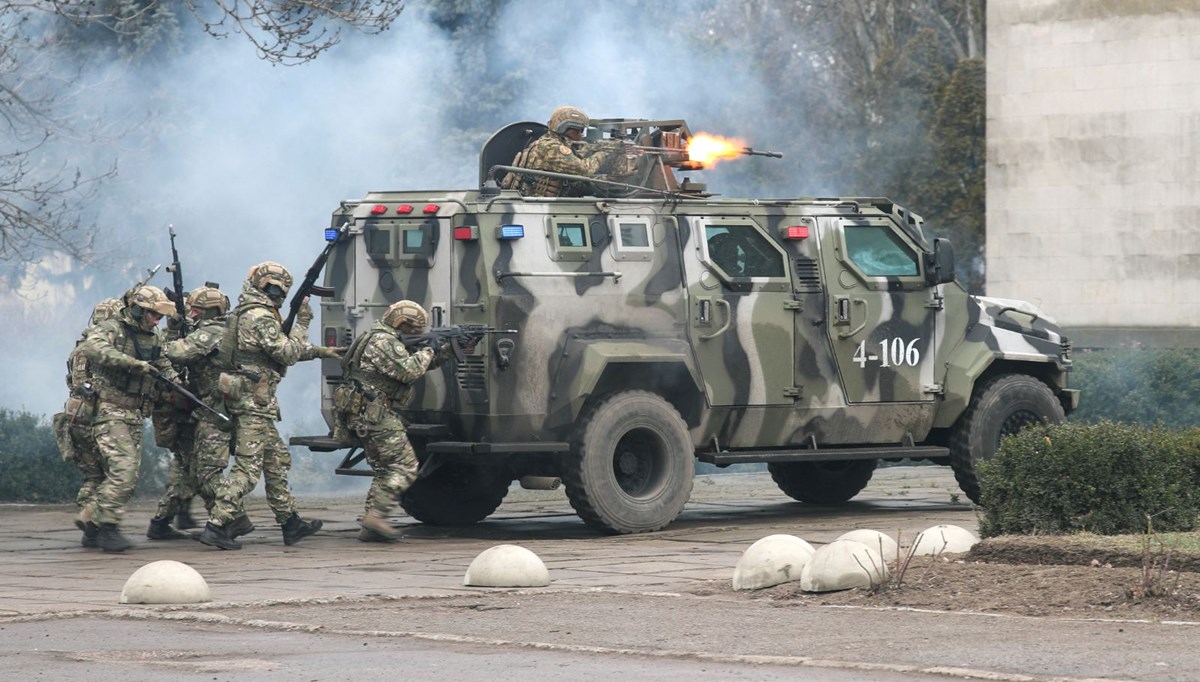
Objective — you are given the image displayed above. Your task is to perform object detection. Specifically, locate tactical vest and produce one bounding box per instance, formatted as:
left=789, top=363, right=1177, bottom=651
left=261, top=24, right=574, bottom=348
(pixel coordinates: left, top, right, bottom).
left=185, top=317, right=227, bottom=401
left=342, top=325, right=417, bottom=406
left=91, top=319, right=162, bottom=407
left=216, top=301, right=287, bottom=378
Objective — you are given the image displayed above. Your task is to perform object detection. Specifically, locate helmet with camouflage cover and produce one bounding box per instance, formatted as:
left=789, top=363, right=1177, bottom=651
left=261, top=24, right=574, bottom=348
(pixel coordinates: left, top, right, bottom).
left=90, top=298, right=123, bottom=326
left=127, top=285, right=177, bottom=317
left=246, top=261, right=293, bottom=297
left=187, top=285, right=229, bottom=316
left=125, top=284, right=176, bottom=331
left=382, top=300, right=428, bottom=332
left=548, top=105, right=588, bottom=135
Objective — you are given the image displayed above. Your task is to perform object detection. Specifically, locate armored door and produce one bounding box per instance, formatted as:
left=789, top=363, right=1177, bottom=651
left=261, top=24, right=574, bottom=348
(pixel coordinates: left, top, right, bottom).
left=820, top=216, right=939, bottom=404
left=680, top=216, right=796, bottom=407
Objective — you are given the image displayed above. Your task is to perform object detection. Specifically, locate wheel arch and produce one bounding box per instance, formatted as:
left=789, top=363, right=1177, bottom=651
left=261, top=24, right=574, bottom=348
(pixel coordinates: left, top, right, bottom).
left=935, top=353, right=1073, bottom=429
left=547, top=338, right=705, bottom=432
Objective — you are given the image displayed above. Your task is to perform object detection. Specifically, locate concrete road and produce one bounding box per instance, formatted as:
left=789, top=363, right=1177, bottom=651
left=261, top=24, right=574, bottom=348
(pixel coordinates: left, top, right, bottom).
left=1, top=467, right=1193, bottom=681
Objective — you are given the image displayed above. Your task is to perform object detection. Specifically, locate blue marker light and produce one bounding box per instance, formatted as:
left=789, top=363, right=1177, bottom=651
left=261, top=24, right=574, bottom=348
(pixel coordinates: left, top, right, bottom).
left=324, top=228, right=340, bottom=242
left=498, top=224, right=525, bottom=240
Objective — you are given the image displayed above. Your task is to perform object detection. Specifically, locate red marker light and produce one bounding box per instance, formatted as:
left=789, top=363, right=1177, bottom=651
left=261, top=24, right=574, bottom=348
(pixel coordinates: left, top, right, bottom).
left=397, top=204, right=414, bottom=214
left=423, top=204, right=440, bottom=214
left=370, top=204, right=387, bottom=215
left=323, top=327, right=338, bottom=346
left=783, top=225, right=809, bottom=240
left=454, top=226, right=479, bottom=241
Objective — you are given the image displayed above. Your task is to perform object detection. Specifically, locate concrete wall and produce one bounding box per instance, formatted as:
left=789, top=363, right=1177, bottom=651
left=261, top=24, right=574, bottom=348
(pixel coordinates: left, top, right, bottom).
left=987, top=0, right=1200, bottom=347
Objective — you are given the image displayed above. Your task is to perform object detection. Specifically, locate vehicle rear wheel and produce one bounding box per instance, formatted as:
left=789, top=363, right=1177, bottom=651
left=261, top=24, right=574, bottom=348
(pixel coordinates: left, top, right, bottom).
left=767, top=460, right=877, bottom=503
left=949, top=374, right=1066, bottom=505
left=399, top=461, right=511, bottom=526
left=562, top=391, right=694, bottom=534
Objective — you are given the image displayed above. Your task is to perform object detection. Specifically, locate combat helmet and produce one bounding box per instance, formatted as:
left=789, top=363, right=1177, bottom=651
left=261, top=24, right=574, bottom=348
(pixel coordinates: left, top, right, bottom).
left=382, top=300, right=428, bottom=332
left=126, top=285, right=177, bottom=317
left=548, top=105, right=588, bottom=135
left=187, top=285, right=229, bottom=316
left=246, top=261, right=293, bottom=298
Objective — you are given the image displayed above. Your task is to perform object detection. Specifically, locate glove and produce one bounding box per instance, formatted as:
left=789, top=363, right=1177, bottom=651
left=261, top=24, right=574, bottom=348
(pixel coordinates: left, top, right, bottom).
left=317, top=346, right=346, bottom=359
left=133, top=360, right=159, bottom=376
left=296, top=300, right=313, bottom=326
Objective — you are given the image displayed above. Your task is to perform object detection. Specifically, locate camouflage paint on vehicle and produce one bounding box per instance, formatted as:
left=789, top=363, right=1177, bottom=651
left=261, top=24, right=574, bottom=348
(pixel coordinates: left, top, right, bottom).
left=296, top=118, right=1077, bottom=533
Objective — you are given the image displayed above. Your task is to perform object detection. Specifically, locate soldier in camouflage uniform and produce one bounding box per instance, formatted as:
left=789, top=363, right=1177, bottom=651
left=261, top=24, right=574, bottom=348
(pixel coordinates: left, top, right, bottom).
left=502, top=105, right=637, bottom=197
left=198, top=261, right=340, bottom=550
left=75, top=286, right=180, bottom=552
left=334, top=300, right=454, bottom=542
left=53, top=297, right=124, bottom=548
left=147, top=286, right=232, bottom=540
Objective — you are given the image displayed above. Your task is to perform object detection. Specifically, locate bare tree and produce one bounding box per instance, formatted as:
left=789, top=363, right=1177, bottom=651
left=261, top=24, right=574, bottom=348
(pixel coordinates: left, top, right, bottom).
left=0, top=0, right=407, bottom=267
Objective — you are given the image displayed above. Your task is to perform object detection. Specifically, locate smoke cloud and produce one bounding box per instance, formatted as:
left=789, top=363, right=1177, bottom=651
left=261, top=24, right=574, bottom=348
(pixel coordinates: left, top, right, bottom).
left=1, top=1, right=819, bottom=438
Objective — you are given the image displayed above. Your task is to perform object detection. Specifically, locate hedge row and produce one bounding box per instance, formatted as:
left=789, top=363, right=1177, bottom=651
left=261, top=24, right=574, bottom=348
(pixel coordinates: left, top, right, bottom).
left=0, top=409, right=169, bottom=503
left=979, top=420, right=1200, bottom=537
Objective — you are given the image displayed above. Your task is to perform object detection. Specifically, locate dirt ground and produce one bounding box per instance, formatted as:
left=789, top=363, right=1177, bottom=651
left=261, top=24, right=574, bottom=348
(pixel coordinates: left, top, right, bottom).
left=726, top=536, right=1200, bottom=621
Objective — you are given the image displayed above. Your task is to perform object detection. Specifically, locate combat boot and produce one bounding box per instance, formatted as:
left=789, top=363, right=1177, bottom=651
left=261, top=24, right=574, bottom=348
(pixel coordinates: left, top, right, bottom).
left=96, top=524, right=132, bottom=553
left=146, top=516, right=190, bottom=540
left=198, top=522, right=242, bottom=550
left=358, top=509, right=399, bottom=543
left=226, top=514, right=256, bottom=539
left=76, top=520, right=99, bottom=549
left=175, top=504, right=199, bottom=530
left=281, top=513, right=323, bottom=546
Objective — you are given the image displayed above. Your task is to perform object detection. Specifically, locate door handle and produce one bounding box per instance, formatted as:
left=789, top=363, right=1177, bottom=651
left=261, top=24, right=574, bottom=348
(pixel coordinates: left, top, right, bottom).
left=700, top=299, right=732, bottom=340
left=835, top=297, right=867, bottom=339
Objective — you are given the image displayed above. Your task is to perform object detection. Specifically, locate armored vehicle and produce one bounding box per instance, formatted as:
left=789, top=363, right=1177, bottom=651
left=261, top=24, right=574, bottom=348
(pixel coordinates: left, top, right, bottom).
left=292, top=117, right=1078, bottom=534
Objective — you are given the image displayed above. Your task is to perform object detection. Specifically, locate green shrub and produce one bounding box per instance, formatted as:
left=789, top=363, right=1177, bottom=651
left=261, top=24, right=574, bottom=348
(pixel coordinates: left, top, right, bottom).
left=1071, top=348, right=1200, bottom=427
left=978, top=421, right=1200, bottom=537
left=0, top=408, right=170, bottom=503
left=0, top=409, right=82, bottom=502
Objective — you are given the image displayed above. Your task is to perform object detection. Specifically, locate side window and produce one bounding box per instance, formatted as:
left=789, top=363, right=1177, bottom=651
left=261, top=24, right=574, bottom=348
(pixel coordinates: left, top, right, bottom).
left=548, top=216, right=592, bottom=261
left=557, top=222, right=587, bottom=247
left=844, top=225, right=918, bottom=277
left=609, top=217, right=655, bottom=261
left=618, top=222, right=650, bottom=248
left=704, top=224, right=785, bottom=279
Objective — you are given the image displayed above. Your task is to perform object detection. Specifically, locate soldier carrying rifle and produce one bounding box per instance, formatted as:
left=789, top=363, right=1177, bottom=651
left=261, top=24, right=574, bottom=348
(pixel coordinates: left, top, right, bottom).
left=333, top=300, right=464, bottom=542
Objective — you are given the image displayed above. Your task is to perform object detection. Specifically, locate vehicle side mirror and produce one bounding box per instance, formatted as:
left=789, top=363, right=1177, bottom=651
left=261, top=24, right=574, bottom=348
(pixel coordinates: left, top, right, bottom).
left=925, top=238, right=956, bottom=286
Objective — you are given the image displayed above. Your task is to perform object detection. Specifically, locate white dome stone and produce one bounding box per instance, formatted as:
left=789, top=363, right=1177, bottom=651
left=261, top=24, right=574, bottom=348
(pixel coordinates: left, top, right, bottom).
left=910, top=524, right=979, bottom=556
left=119, top=560, right=211, bottom=604
left=799, top=540, right=888, bottom=592
left=731, top=534, right=815, bottom=591
left=464, top=544, right=550, bottom=587
left=835, top=529, right=899, bottom=563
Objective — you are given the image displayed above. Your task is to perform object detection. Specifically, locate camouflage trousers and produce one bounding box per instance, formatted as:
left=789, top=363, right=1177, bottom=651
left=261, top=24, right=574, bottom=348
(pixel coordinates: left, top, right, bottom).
left=209, top=413, right=297, bottom=526
left=189, top=418, right=234, bottom=512
left=152, top=418, right=202, bottom=519
left=69, top=422, right=106, bottom=515
left=357, top=412, right=419, bottom=516
left=86, top=407, right=144, bottom=526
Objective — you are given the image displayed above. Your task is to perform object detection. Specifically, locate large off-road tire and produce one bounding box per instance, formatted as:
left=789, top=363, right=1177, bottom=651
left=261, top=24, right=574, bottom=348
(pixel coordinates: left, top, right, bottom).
left=767, top=460, right=878, bottom=504
left=562, top=391, right=694, bottom=534
left=949, top=374, right=1066, bottom=505
left=399, top=461, right=511, bottom=526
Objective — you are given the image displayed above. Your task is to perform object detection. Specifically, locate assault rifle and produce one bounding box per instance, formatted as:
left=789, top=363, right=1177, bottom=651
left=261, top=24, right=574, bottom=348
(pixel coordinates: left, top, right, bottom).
left=164, top=225, right=189, bottom=337
left=401, top=325, right=517, bottom=363
left=282, top=221, right=350, bottom=335
left=151, top=374, right=229, bottom=425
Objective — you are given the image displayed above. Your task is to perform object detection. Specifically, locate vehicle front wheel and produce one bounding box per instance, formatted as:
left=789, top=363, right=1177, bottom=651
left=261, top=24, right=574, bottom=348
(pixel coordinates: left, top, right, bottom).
left=949, top=374, right=1066, bottom=505
left=562, top=391, right=694, bottom=534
